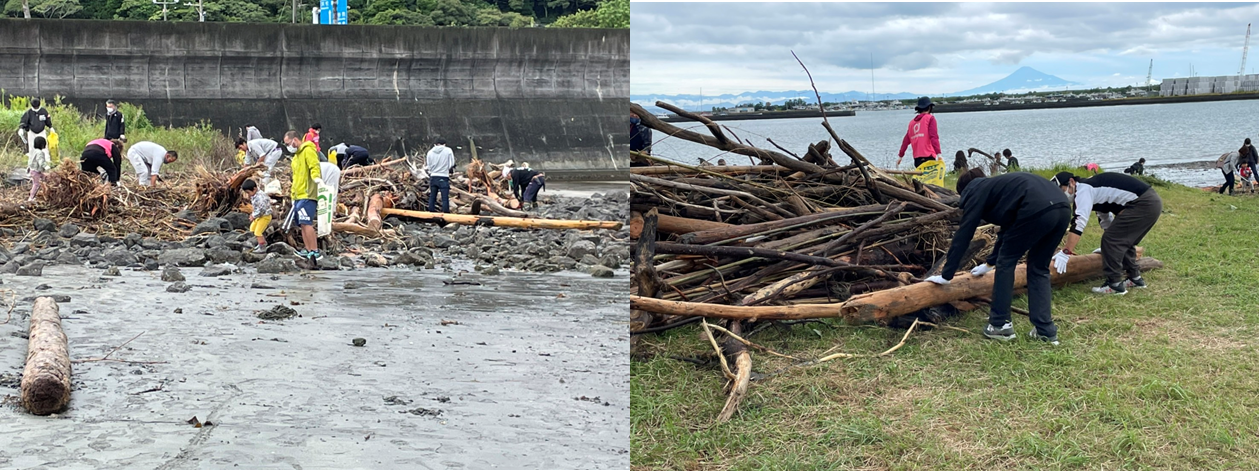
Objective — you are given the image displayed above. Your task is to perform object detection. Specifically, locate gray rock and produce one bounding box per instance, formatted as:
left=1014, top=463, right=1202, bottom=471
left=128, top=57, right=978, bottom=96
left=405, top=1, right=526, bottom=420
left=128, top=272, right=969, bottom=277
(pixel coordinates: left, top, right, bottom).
left=161, top=266, right=185, bottom=282
left=205, top=235, right=227, bottom=249
left=33, top=218, right=56, bottom=232
left=103, top=266, right=122, bottom=276
left=344, top=281, right=367, bottom=289
left=55, top=251, right=80, bottom=265
left=166, top=282, right=191, bottom=293
left=339, top=257, right=356, bottom=269
left=549, top=255, right=578, bottom=270
left=123, top=232, right=143, bottom=248
left=478, top=265, right=501, bottom=275
left=241, top=251, right=267, bottom=263
left=199, top=265, right=233, bottom=277
left=599, top=254, right=620, bottom=269
left=589, top=265, right=615, bottom=278
left=143, top=258, right=159, bottom=270
left=70, top=233, right=100, bottom=247
left=432, top=235, right=459, bottom=249
left=579, top=254, right=600, bottom=266
left=224, top=212, right=251, bottom=231
left=140, top=237, right=163, bottom=250
left=157, top=248, right=208, bottom=267
left=11, top=243, right=30, bottom=255
left=0, top=260, right=19, bottom=274
left=316, top=256, right=340, bottom=271
left=174, top=210, right=200, bottom=223
left=466, top=246, right=481, bottom=260
left=266, top=242, right=296, bottom=256
left=192, top=218, right=232, bottom=235
left=566, top=240, right=597, bottom=260
left=16, top=262, right=44, bottom=276
left=393, top=249, right=434, bottom=266
left=207, top=248, right=242, bottom=264
left=58, top=223, right=80, bottom=238
left=102, top=247, right=137, bottom=267
left=256, top=258, right=297, bottom=274
left=0, top=246, right=12, bottom=265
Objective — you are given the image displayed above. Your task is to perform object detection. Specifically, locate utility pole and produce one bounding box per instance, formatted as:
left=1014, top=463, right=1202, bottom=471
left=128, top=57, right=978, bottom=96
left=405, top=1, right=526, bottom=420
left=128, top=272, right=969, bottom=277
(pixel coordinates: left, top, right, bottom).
left=292, top=0, right=298, bottom=23
left=152, top=0, right=179, bottom=21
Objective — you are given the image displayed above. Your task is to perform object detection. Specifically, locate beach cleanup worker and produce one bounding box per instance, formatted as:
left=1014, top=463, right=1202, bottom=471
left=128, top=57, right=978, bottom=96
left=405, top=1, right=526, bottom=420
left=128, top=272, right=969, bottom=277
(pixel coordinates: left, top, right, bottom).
left=630, top=112, right=652, bottom=166
left=103, top=99, right=125, bottom=141
left=425, top=138, right=455, bottom=213
left=510, top=162, right=538, bottom=202
left=1003, top=149, right=1019, bottom=171
left=81, top=138, right=123, bottom=185
left=523, top=171, right=546, bottom=209
left=1124, top=158, right=1146, bottom=175
left=1052, top=171, right=1162, bottom=295
left=284, top=131, right=323, bottom=262
left=1218, top=150, right=1240, bottom=196
left=303, top=123, right=322, bottom=152
left=897, top=97, right=944, bottom=186
left=236, top=137, right=283, bottom=170
left=988, top=149, right=1005, bottom=176
left=242, top=179, right=272, bottom=254
left=125, top=141, right=177, bottom=187
left=1242, top=138, right=1259, bottom=185
left=330, top=143, right=374, bottom=169
left=18, top=98, right=55, bottom=159
left=27, top=136, right=50, bottom=202
left=926, top=168, right=1070, bottom=344
left=952, top=150, right=967, bottom=173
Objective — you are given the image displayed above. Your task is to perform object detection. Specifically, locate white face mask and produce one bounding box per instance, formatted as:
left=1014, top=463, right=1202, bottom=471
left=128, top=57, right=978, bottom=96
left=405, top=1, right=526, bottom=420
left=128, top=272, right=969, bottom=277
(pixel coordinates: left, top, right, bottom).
left=286, top=145, right=298, bottom=153
left=107, top=107, right=115, bottom=113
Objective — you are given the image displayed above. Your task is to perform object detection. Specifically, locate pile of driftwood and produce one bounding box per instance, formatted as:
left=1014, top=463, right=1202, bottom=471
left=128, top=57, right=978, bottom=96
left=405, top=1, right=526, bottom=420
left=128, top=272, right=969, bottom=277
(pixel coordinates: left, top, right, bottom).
left=628, top=99, right=1163, bottom=422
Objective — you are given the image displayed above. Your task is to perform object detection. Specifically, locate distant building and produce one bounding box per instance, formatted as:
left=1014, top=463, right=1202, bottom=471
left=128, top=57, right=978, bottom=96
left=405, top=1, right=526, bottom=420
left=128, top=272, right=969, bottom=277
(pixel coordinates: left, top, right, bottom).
left=1160, top=74, right=1259, bottom=96
left=734, top=106, right=754, bottom=113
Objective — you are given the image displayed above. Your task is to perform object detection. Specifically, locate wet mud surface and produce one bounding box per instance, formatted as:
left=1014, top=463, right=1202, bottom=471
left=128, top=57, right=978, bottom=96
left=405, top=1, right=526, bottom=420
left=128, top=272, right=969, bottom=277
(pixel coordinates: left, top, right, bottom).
left=0, top=264, right=628, bottom=469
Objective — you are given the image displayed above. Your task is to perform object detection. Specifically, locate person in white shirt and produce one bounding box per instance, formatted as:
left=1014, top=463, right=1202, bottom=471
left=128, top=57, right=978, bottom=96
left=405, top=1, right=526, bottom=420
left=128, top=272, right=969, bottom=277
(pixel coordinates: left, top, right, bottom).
left=235, top=137, right=283, bottom=170
left=125, top=141, right=178, bottom=187
left=424, top=138, right=455, bottom=213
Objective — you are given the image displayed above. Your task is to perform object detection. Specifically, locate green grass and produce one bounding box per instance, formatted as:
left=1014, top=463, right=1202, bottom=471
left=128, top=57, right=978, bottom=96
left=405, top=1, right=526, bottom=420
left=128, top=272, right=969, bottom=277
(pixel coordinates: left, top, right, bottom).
left=631, top=168, right=1259, bottom=470
left=0, top=94, right=234, bottom=173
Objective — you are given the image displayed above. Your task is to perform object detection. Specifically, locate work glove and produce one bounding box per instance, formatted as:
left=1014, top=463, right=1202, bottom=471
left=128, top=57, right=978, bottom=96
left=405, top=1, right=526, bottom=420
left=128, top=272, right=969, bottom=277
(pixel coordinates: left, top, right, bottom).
left=17, top=129, right=26, bottom=144
left=120, top=134, right=126, bottom=142
left=314, top=177, right=324, bottom=188
left=1092, top=248, right=1102, bottom=254
left=925, top=275, right=950, bottom=285
left=1052, top=250, right=1071, bottom=274
left=970, top=263, right=994, bottom=276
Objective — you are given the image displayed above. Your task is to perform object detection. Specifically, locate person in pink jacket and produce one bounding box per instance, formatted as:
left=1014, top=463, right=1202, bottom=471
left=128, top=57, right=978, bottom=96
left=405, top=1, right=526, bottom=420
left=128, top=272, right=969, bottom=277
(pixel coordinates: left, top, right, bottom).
left=897, top=96, right=941, bottom=169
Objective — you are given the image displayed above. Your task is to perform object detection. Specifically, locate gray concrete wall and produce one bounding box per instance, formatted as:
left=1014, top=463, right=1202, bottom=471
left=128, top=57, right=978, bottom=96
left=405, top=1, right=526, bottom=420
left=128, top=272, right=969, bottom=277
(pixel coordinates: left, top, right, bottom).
left=0, top=19, right=629, bottom=173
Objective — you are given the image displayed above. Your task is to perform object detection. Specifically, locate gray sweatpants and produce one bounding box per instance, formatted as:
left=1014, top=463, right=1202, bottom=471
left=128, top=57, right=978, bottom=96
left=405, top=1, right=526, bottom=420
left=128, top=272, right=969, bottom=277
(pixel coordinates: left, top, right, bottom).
left=1100, top=189, right=1162, bottom=284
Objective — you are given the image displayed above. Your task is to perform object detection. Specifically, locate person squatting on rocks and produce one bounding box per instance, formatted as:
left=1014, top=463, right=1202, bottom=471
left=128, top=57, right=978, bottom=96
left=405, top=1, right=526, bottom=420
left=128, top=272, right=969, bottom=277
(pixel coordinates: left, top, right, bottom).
left=510, top=162, right=539, bottom=202
left=81, top=138, right=123, bottom=185
left=284, top=131, right=323, bottom=262
left=630, top=112, right=652, bottom=167
left=897, top=97, right=941, bottom=169
left=28, top=135, right=51, bottom=202
left=1003, top=149, right=1019, bottom=171
left=425, top=138, right=455, bottom=213
left=926, top=168, right=1071, bottom=345
left=242, top=179, right=272, bottom=254
left=236, top=137, right=283, bottom=173
left=1124, top=158, right=1146, bottom=176
left=103, top=99, right=125, bottom=141
left=1218, top=150, right=1241, bottom=196
left=1053, top=171, right=1162, bottom=295
left=125, top=141, right=177, bottom=187
left=522, top=170, right=547, bottom=210
left=18, top=98, right=55, bottom=159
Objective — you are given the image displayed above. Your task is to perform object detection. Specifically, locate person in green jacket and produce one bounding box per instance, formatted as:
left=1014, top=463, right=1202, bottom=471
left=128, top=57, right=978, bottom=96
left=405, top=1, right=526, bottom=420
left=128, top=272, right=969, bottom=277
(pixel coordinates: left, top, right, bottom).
left=284, top=131, right=323, bottom=262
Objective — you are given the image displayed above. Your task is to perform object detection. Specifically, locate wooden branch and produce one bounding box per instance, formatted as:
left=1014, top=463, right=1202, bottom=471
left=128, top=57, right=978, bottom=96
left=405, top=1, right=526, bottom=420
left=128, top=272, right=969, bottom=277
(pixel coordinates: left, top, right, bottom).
left=366, top=193, right=384, bottom=232
left=381, top=208, right=623, bottom=230
left=341, top=158, right=407, bottom=177
left=21, top=297, right=70, bottom=415
left=655, top=242, right=857, bottom=268
left=679, top=202, right=892, bottom=245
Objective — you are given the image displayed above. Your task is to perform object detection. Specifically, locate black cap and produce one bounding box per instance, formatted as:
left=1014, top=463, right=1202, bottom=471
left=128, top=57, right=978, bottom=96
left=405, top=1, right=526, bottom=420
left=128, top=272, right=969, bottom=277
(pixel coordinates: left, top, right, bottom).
left=107, top=99, right=117, bottom=105
left=435, top=138, right=447, bottom=145
left=956, top=167, right=985, bottom=194
left=915, top=96, right=934, bottom=111
left=1052, top=171, right=1076, bottom=187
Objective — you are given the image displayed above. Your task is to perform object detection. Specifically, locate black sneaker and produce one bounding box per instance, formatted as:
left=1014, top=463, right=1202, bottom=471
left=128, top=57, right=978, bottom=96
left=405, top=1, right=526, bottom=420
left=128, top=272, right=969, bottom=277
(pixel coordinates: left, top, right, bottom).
left=984, top=322, right=1016, bottom=341
left=1125, top=277, right=1148, bottom=289
left=1091, top=280, right=1127, bottom=295
left=1027, top=329, right=1060, bottom=346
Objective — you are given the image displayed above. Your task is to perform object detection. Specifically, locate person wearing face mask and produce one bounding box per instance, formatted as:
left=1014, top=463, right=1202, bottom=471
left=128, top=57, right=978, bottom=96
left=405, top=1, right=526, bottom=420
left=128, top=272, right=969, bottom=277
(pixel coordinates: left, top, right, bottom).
left=18, top=98, right=55, bottom=159
left=630, top=112, right=652, bottom=166
left=104, top=99, right=126, bottom=141
left=283, top=130, right=324, bottom=262
left=1052, top=171, right=1162, bottom=295
left=926, top=168, right=1071, bottom=345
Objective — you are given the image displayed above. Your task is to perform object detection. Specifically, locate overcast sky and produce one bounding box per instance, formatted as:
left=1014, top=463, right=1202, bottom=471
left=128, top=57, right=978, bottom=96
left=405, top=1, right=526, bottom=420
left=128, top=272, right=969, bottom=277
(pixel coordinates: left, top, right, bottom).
left=631, top=2, right=1259, bottom=96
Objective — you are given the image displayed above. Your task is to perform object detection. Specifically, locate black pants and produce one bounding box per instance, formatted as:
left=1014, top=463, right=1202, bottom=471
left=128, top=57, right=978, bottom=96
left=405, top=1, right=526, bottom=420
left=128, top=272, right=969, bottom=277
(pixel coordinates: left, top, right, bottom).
left=81, top=147, right=120, bottom=183
left=913, top=156, right=935, bottom=168
left=341, top=154, right=373, bottom=169
left=1100, top=189, right=1162, bottom=284
left=989, top=206, right=1071, bottom=337
left=1221, top=170, right=1235, bottom=194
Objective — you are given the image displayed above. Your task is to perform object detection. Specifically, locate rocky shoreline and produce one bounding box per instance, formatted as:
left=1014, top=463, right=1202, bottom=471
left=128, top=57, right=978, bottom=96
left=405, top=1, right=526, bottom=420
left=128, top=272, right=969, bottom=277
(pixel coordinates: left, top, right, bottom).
left=0, top=191, right=630, bottom=279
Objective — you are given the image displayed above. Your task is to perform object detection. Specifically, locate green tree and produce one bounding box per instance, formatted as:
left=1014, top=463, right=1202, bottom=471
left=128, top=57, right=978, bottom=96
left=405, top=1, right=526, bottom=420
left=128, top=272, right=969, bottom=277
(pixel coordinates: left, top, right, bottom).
left=369, top=8, right=433, bottom=25
left=549, top=0, right=625, bottom=28
left=4, top=0, right=80, bottom=17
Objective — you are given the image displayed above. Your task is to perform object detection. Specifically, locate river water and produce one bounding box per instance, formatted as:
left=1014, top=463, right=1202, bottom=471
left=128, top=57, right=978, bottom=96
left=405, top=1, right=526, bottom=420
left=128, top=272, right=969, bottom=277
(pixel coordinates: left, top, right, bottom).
left=649, top=99, right=1259, bottom=187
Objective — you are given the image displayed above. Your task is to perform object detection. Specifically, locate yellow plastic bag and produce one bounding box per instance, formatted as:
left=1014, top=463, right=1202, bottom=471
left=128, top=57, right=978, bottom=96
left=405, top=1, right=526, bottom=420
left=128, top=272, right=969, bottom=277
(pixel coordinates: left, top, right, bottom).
left=914, top=159, right=945, bottom=187
left=327, top=150, right=338, bottom=166
left=47, top=130, right=60, bottom=166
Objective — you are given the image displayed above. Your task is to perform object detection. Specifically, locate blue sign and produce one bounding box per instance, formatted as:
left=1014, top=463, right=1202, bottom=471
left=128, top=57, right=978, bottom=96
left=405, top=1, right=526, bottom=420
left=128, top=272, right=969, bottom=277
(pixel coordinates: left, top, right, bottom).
left=318, top=0, right=346, bottom=24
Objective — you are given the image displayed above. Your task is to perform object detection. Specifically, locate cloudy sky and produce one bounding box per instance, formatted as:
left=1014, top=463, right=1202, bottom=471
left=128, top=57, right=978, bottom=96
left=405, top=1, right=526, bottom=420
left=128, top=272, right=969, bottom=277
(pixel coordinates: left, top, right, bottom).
left=631, top=2, right=1259, bottom=96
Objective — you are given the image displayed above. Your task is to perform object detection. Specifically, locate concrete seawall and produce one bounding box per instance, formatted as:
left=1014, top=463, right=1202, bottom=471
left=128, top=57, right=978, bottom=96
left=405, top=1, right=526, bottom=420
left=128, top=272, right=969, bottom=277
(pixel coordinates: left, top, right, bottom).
left=0, top=19, right=629, bottom=173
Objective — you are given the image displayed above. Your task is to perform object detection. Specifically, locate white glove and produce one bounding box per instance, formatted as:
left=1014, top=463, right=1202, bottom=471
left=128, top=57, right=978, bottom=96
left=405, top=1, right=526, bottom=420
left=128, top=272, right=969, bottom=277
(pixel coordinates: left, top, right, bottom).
left=314, top=178, right=324, bottom=187
left=925, top=275, right=950, bottom=285
left=1052, top=251, right=1071, bottom=274
left=17, top=129, right=26, bottom=144
left=120, top=134, right=126, bottom=142
left=970, top=263, right=994, bottom=276
left=1092, top=248, right=1102, bottom=254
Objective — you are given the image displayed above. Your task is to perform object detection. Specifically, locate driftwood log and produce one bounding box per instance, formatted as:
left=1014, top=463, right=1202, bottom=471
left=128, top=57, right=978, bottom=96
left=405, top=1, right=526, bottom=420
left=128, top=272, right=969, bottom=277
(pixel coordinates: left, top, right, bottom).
left=380, top=208, right=623, bottom=231
left=21, top=297, right=71, bottom=416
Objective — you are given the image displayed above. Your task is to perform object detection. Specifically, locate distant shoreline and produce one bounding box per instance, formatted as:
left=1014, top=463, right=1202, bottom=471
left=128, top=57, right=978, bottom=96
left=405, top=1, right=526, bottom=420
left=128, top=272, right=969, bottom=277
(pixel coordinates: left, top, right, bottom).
left=933, top=92, right=1259, bottom=113
left=660, top=109, right=857, bottom=123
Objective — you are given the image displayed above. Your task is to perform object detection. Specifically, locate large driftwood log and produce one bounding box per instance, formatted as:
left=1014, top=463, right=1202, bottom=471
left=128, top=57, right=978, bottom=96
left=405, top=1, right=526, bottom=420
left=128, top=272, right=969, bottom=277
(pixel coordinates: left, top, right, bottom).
left=366, top=193, right=385, bottom=232
left=631, top=209, right=666, bottom=340
left=451, top=187, right=529, bottom=218
left=679, top=203, right=892, bottom=245
left=630, top=251, right=1160, bottom=322
left=21, top=297, right=70, bottom=415
left=380, top=208, right=623, bottom=230
left=341, top=158, right=407, bottom=177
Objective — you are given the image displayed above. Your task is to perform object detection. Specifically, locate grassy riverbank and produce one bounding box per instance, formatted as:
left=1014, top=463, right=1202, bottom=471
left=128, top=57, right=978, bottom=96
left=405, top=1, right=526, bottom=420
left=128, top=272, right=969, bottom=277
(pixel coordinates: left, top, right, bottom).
left=631, top=168, right=1259, bottom=469
left=0, top=95, right=234, bottom=172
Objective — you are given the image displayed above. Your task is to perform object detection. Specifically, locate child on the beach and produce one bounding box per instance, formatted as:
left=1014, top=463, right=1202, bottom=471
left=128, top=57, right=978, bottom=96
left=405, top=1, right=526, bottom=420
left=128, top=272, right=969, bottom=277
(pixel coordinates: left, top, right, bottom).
left=27, top=135, right=51, bottom=202
left=242, top=179, right=272, bottom=253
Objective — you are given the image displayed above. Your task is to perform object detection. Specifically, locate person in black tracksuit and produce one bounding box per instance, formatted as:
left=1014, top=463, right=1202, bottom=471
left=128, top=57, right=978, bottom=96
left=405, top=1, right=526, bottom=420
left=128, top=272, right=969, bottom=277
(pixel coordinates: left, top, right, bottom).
left=81, top=140, right=123, bottom=184
left=340, top=145, right=374, bottom=169
left=103, top=99, right=125, bottom=141
left=630, top=112, right=652, bottom=166
left=510, top=165, right=538, bottom=202
left=927, top=168, right=1071, bottom=343
left=1053, top=171, right=1162, bottom=295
